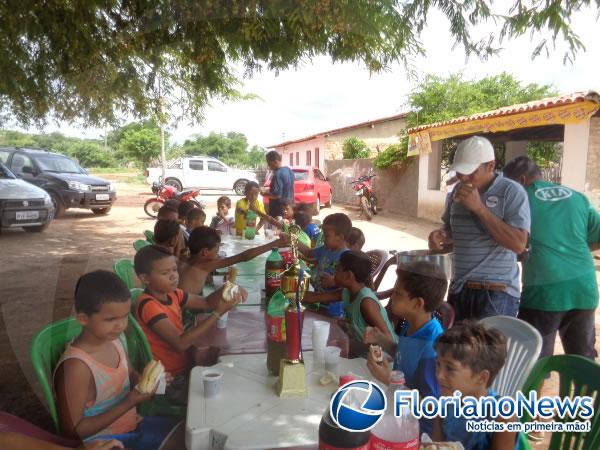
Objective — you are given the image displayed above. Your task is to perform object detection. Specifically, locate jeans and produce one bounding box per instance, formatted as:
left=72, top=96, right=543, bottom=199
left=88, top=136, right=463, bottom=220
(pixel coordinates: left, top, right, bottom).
left=93, top=416, right=180, bottom=450
left=448, top=288, right=519, bottom=322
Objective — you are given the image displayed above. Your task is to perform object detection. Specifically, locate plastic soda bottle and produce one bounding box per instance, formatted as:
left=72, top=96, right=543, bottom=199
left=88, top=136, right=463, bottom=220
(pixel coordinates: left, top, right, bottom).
left=265, top=249, right=285, bottom=302
left=244, top=210, right=257, bottom=239
left=369, top=371, right=420, bottom=449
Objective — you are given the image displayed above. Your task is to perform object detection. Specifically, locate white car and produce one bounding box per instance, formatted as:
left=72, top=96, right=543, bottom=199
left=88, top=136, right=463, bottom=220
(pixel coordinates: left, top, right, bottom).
left=0, top=162, right=54, bottom=232
left=145, top=156, right=258, bottom=195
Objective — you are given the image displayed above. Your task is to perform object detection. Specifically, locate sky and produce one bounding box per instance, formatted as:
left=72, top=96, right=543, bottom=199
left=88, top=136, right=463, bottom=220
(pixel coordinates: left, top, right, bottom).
left=14, top=6, right=600, bottom=149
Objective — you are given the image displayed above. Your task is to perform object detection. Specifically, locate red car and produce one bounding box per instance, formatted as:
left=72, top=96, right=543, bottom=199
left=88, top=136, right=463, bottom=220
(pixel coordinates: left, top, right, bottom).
left=263, top=166, right=333, bottom=212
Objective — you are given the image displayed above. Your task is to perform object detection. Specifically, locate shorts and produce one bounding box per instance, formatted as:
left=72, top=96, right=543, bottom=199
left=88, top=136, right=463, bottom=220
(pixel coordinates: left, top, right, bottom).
left=448, top=288, right=519, bottom=322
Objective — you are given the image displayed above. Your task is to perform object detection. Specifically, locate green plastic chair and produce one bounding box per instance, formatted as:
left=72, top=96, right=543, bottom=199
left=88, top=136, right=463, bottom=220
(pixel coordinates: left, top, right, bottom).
left=519, top=355, right=600, bottom=450
left=113, top=258, right=137, bottom=290
left=144, top=230, right=155, bottom=244
left=133, top=239, right=151, bottom=251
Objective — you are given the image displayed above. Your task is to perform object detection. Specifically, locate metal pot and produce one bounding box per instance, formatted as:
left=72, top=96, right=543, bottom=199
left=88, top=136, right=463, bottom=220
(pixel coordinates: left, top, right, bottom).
left=395, top=250, right=453, bottom=281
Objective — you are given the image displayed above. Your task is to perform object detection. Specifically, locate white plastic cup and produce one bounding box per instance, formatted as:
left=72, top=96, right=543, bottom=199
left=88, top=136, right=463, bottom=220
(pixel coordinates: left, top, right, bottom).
left=202, top=369, right=224, bottom=398
left=312, top=321, right=330, bottom=364
left=216, top=312, right=229, bottom=329
left=324, top=346, right=341, bottom=374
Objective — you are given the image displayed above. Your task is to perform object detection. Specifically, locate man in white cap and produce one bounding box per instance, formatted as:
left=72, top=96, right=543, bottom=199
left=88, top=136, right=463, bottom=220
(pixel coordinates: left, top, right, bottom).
left=428, top=136, right=530, bottom=321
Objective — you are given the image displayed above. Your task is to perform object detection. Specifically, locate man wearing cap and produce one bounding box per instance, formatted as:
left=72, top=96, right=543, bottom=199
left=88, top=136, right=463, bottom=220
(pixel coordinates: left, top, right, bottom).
left=428, top=136, right=530, bottom=321
left=503, top=156, right=599, bottom=361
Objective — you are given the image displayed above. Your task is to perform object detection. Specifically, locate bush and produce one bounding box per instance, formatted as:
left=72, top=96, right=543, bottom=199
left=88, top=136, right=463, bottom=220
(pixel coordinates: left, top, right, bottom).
left=373, top=140, right=409, bottom=169
left=342, top=137, right=370, bottom=159
left=67, top=142, right=114, bottom=168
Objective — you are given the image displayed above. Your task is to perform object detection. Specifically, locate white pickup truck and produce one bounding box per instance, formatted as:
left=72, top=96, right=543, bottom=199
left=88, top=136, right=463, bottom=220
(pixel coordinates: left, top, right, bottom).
left=145, top=156, right=258, bottom=195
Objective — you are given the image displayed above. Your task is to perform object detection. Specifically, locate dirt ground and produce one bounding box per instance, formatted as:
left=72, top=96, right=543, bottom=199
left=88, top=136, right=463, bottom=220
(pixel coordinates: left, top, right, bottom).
left=1, top=176, right=599, bottom=448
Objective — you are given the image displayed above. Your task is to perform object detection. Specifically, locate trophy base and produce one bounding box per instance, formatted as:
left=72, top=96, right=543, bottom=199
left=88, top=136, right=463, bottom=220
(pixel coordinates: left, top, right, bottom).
left=275, top=359, right=307, bottom=398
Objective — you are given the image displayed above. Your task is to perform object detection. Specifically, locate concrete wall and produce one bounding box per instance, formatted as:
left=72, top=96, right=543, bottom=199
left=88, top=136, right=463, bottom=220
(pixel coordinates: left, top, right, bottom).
left=325, top=157, right=419, bottom=217
left=505, top=141, right=528, bottom=163
left=562, top=120, right=591, bottom=192
left=275, top=136, right=326, bottom=170
left=417, top=147, right=447, bottom=222
left=586, top=117, right=600, bottom=208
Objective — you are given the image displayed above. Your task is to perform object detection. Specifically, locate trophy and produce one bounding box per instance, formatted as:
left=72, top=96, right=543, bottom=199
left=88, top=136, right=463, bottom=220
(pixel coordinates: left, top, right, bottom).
left=276, top=225, right=310, bottom=397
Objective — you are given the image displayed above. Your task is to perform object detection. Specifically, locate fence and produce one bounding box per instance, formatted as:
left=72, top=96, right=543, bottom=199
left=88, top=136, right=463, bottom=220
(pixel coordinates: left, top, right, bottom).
left=540, top=160, right=562, bottom=184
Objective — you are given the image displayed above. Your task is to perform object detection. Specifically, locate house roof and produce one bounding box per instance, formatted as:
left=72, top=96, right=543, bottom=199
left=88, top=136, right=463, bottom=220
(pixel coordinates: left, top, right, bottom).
left=407, top=90, right=600, bottom=135
left=268, top=111, right=409, bottom=148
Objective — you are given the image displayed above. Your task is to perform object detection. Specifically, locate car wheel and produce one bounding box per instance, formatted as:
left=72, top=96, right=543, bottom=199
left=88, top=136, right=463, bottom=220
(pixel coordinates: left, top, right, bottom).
left=325, top=191, right=333, bottom=207
left=315, top=196, right=321, bottom=211
left=24, top=224, right=50, bottom=232
left=50, top=192, right=66, bottom=218
left=165, top=178, right=182, bottom=191
left=234, top=179, right=248, bottom=195
left=92, top=207, right=111, bottom=215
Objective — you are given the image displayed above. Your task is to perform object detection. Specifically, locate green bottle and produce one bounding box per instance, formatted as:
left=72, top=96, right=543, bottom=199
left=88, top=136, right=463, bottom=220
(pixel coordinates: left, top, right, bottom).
left=265, top=249, right=285, bottom=301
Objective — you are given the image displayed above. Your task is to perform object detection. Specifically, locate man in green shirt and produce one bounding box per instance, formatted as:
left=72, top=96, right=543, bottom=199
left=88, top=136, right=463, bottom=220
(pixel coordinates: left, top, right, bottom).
left=504, top=156, right=600, bottom=360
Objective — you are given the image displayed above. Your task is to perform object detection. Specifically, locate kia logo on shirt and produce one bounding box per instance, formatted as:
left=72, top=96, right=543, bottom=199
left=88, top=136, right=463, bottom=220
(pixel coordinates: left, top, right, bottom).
left=535, top=186, right=573, bottom=202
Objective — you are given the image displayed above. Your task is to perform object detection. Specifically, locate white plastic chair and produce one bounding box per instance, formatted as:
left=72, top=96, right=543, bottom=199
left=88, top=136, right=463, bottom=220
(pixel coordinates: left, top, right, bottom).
left=479, top=315, right=542, bottom=398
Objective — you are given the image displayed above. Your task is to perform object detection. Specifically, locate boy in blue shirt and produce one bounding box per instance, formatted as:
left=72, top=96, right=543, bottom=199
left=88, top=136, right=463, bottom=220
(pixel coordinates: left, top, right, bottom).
left=365, top=261, right=447, bottom=433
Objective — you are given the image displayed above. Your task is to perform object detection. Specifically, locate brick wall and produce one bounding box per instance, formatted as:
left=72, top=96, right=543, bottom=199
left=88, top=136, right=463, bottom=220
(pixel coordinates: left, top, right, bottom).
left=586, top=117, right=600, bottom=208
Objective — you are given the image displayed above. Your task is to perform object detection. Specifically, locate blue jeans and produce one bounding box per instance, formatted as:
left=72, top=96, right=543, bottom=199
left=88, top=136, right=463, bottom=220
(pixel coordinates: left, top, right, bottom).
left=448, top=288, right=519, bottom=322
left=93, top=416, right=180, bottom=450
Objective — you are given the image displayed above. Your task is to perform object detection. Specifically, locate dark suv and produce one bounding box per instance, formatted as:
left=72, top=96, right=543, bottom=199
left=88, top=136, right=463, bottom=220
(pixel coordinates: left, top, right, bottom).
left=0, top=148, right=117, bottom=217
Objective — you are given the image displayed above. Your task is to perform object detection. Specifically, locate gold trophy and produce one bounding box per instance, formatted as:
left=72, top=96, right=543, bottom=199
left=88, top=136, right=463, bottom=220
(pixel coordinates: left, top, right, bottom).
left=276, top=225, right=310, bottom=397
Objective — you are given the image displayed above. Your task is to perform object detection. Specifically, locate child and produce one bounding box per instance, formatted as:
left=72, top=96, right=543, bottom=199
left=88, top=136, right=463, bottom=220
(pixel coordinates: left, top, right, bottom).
left=364, top=261, right=447, bottom=433
left=186, top=208, right=206, bottom=234
left=133, top=245, right=245, bottom=377
left=302, top=250, right=395, bottom=342
left=295, top=202, right=321, bottom=245
left=209, top=196, right=234, bottom=236
left=432, top=322, right=517, bottom=449
left=157, top=205, right=178, bottom=222
left=178, top=226, right=286, bottom=294
left=347, top=227, right=365, bottom=251
left=292, top=210, right=317, bottom=248
left=234, top=182, right=266, bottom=236
left=177, top=201, right=196, bottom=224
left=153, top=219, right=187, bottom=260
left=53, top=271, right=179, bottom=449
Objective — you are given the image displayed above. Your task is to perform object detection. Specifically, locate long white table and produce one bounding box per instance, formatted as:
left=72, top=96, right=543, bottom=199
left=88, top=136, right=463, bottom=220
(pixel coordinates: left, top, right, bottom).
left=185, top=351, right=370, bottom=450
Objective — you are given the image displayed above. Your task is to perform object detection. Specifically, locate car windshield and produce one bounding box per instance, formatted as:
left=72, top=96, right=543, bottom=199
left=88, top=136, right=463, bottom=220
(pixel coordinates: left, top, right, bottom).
left=0, top=162, right=16, bottom=179
left=35, top=154, right=84, bottom=173
left=293, top=170, right=309, bottom=181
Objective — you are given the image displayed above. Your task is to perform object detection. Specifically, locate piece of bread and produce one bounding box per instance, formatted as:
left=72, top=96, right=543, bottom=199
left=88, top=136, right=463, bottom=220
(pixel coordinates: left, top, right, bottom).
left=369, top=344, right=383, bottom=363
left=222, top=281, right=239, bottom=302
left=136, top=360, right=165, bottom=394
left=226, top=267, right=238, bottom=283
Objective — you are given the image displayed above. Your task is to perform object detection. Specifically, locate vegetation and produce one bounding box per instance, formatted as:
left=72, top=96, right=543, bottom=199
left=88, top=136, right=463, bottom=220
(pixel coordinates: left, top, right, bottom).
left=342, top=137, right=370, bottom=159
left=0, top=1, right=596, bottom=127
left=373, top=140, right=409, bottom=169
left=174, top=132, right=266, bottom=168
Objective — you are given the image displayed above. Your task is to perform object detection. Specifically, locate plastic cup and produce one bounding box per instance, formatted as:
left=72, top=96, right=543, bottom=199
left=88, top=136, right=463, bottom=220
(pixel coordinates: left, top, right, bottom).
left=216, top=312, right=228, bottom=329
left=324, top=346, right=341, bottom=374
left=312, top=321, right=330, bottom=364
left=202, top=369, right=224, bottom=398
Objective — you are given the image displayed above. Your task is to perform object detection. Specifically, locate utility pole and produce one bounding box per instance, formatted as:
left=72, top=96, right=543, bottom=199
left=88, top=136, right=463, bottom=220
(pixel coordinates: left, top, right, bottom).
left=158, top=76, right=167, bottom=180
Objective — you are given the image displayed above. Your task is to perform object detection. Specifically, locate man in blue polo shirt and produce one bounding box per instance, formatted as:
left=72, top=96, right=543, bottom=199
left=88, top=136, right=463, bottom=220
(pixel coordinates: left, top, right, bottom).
left=428, top=136, right=531, bottom=321
left=262, top=150, right=294, bottom=218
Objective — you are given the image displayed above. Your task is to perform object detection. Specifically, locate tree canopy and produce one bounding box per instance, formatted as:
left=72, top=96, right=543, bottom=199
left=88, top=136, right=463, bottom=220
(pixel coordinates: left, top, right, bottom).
left=1, top=1, right=597, bottom=126
left=176, top=132, right=266, bottom=167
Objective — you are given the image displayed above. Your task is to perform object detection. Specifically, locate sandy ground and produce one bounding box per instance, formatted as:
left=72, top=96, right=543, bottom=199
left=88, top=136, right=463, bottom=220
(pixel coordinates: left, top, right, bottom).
left=0, top=176, right=598, bottom=448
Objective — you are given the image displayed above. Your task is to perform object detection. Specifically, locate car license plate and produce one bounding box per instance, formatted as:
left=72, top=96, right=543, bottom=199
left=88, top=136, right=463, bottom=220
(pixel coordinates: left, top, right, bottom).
left=16, top=211, right=39, bottom=220
left=96, top=194, right=110, bottom=201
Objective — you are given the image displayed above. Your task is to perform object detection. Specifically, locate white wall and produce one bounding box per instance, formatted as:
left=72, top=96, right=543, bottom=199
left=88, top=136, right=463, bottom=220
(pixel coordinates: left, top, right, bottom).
left=562, top=120, right=591, bottom=191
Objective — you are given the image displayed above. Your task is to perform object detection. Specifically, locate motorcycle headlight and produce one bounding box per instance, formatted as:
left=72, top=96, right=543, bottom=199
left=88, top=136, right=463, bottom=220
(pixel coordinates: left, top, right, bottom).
left=68, top=181, right=91, bottom=191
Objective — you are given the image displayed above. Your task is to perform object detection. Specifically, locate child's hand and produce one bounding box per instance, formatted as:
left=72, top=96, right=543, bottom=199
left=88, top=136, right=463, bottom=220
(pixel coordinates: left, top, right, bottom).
left=363, top=326, right=386, bottom=345
left=165, top=371, right=174, bottom=387
left=128, top=382, right=157, bottom=405
left=366, top=352, right=392, bottom=385
left=78, top=439, right=124, bottom=450
left=320, top=273, right=336, bottom=289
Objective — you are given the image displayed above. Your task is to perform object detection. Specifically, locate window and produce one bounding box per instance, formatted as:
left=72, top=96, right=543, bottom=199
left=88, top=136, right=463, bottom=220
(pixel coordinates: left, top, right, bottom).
left=293, top=170, right=309, bottom=181
left=35, top=155, right=82, bottom=173
left=0, top=150, right=9, bottom=164
left=189, top=160, right=204, bottom=170
left=289, top=153, right=293, bottom=166
left=295, top=152, right=299, bottom=166
left=207, top=161, right=227, bottom=172
left=315, top=147, right=320, bottom=168
left=10, top=153, right=33, bottom=175
left=306, top=150, right=311, bottom=166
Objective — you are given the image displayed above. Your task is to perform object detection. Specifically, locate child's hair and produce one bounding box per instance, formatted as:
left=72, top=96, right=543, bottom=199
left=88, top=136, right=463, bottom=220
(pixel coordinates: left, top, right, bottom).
left=154, top=219, right=181, bottom=245
left=244, top=181, right=260, bottom=195
left=294, top=210, right=312, bottom=229
left=134, top=244, right=174, bottom=276
left=434, top=321, right=507, bottom=386
left=74, top=270, right=130, bottom=316
left=266, top=150, right=282, bottom=162
left=338, top=250, right=373, bottom=284
left=347, top=227, right=365, bottom=250
left=157, top=204, right=178, bottom=220
left=322, top=213, right=352, bottom=240
left=217, top=196, right=232, bottom=209
left=163, top=199, right=181, bottom=210
left=178, top=200, right=196, bottom=220
left=188, top=226, right=222, bottom=256
left=187, top=207, right=206, bottom=224
left=396, top=261, right=447, bottom=312
left=294, top=202, right=313, bottom=215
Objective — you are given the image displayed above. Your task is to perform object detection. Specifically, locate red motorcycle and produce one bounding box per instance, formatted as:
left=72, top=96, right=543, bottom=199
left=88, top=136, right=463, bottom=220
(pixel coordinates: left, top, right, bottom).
left=144, top=178, right=203, bottom=218
left=350, top=173, right=378, bottom=220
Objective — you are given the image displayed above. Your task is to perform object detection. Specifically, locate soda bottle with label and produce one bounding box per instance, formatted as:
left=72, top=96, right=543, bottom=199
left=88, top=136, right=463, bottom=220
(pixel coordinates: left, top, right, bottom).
left=244, top=210, right=258, bottom=239
left=265, top=249, right=285, bottom=302
left=369, top=371, right=420, bottom=450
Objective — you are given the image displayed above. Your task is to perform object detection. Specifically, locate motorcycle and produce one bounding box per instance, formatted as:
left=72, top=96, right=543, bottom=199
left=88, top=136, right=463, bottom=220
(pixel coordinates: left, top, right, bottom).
left=350, top=173, right=378, bottom=220
left=143, top=177, right=204, bottom=218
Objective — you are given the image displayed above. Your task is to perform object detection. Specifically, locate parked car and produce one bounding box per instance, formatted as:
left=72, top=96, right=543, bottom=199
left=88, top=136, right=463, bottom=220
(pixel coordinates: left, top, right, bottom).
left=145, top=156, right=258, bottom=195
left=0, top=162, right=54, bottom=232
left=0, top=148, right=117, bottom=217
left=263, top=166, right=333, bottom=212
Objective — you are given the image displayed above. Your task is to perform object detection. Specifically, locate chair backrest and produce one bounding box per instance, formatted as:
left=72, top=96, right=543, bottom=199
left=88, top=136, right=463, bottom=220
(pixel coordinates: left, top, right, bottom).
left=133, top=239, right=151, bottom=251
left=434, top=302, right=455, bottom=330
left=479, top=315, right=542, bottom=397
left=365, top=249, right=389, bottom=280
left=113, top=258, right=137, bottom=290
left=144, top=230, right=156, bottom=244
left=373, top=256, right=397, bottom=290
left=520, top=355, right=600, bottom=450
